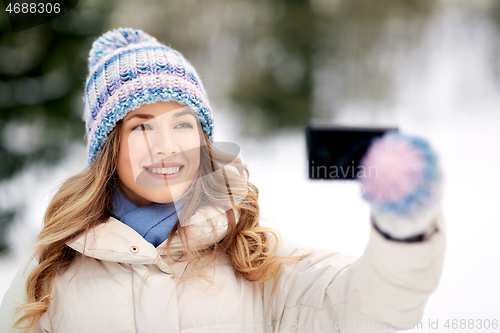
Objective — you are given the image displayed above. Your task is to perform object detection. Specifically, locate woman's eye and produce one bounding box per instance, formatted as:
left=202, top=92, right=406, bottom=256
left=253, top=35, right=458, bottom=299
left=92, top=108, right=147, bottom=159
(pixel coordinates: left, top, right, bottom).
left=176, top=122, right=194, bottom=129
left=132, top=124, right=152, bottom=131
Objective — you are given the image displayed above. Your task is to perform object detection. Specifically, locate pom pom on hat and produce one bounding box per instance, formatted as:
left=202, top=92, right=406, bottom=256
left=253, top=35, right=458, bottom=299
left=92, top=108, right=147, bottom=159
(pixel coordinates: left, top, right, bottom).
left=88, top=28, right=160, bottom=70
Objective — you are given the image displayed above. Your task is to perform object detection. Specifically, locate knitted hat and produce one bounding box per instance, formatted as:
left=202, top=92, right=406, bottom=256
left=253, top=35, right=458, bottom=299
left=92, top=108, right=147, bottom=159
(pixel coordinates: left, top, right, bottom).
left=83, top=28, right=214, bottom=164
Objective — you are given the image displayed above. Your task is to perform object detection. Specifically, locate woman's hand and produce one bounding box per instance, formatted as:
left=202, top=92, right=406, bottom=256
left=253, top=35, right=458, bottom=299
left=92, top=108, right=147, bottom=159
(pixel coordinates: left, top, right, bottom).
left=358, top=131, right=443, bottom=241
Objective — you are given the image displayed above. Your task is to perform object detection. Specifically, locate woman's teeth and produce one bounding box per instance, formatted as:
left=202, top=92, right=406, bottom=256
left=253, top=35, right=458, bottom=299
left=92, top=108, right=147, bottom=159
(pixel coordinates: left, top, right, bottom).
left=148, top=166, right=182, bottom=175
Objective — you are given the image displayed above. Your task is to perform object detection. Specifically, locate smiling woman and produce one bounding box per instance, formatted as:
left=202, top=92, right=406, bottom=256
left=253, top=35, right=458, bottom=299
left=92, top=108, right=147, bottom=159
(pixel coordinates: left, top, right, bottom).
left=117, top=102, right=202, bottom=206
left=0, top=28, right=445, bottom=333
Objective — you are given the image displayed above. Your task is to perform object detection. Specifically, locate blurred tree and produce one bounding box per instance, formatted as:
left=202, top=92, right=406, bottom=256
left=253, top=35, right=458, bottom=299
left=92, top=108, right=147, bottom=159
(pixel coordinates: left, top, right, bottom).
left=0, top=0, right=115, bottom=254
left=232, top=0, right=315, bottom=136
left=491, top=0, right=500, bottom=83
left=0, top=210, right=15, bottom=253
left=231, top=0, right=435, bottom=138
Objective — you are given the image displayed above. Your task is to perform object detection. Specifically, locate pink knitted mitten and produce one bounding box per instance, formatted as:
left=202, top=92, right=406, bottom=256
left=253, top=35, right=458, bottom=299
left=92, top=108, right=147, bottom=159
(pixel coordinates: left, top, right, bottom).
left=358, top=132, right=443, bottom=240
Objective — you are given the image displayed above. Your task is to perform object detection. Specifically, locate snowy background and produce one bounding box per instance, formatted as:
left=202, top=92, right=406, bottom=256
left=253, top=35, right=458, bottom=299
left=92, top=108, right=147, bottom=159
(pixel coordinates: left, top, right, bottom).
left=1, top=1, right=500, bottom=332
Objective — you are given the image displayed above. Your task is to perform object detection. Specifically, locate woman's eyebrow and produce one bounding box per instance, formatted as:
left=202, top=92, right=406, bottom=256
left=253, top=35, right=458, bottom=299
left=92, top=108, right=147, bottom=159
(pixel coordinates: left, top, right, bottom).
left=173, top=109, right=197, bottom=118
left=124, top=113, right=154, bottom=122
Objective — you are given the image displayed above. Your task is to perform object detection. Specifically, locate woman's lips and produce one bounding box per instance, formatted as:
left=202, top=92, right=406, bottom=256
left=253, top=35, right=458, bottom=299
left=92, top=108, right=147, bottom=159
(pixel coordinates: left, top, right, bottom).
left=145, top=161, right=183, bottom=169
left=143, top=165, right=185, bottom=180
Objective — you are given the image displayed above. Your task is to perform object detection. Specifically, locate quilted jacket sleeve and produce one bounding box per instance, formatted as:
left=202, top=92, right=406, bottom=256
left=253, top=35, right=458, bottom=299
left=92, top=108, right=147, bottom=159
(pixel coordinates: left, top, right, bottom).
left=263, top=208, right=446, bottom=333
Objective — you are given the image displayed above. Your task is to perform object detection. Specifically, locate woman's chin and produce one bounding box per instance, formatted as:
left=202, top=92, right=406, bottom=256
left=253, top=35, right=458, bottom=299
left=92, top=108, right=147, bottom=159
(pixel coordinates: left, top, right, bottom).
left=145, top=186, right=191, bottom=204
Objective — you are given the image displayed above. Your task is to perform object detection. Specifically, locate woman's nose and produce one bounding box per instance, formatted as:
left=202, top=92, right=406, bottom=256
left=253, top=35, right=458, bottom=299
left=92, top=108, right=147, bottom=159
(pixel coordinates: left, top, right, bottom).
left=150, top=129, right=179, bottom=157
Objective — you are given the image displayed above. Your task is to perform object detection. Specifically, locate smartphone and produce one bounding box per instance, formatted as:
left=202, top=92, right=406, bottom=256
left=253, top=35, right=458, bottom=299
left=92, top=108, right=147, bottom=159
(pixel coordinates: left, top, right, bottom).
left=306, top=125, right=399, bottom=180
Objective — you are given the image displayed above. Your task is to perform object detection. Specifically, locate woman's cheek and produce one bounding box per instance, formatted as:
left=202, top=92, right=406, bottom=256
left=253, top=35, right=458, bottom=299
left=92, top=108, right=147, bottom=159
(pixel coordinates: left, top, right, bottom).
left=187, top=145, right=201, bottom=175
left=127, top=139, right=148, bottom=174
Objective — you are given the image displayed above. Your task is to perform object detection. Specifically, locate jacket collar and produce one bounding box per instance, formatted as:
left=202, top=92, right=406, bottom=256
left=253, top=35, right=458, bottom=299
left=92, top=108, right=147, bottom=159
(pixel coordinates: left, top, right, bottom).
left=66, top=206, right=239, bottom=265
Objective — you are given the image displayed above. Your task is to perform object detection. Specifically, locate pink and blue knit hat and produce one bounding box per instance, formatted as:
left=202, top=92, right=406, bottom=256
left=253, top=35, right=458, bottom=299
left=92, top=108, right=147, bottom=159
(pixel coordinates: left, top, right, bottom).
left=83, top=28, right=214, bottom=164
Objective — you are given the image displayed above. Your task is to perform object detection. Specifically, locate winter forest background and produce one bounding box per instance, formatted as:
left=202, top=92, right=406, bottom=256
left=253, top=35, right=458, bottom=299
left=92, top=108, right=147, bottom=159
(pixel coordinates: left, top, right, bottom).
left=1, top=0, right=499, bottom=331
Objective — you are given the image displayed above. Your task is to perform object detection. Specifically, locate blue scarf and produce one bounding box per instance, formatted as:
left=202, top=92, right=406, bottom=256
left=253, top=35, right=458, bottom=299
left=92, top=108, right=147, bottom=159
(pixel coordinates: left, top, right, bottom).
left=111, top=187, right=185, bottom=247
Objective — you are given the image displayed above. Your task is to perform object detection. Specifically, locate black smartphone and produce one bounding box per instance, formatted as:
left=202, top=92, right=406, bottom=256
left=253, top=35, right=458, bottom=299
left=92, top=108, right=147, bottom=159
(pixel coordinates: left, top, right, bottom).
left=306, top=125, right=399, bottom=180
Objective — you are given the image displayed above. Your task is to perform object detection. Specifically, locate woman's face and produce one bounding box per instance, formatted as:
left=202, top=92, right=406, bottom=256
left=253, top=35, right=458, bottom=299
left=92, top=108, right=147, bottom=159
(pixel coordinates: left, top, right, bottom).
left=117, top=101, right=202, bottom=206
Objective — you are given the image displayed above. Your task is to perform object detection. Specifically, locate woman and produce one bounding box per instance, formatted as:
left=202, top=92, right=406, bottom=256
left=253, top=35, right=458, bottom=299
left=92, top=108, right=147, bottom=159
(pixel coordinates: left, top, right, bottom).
left=0, top=27, right=445, bottom=333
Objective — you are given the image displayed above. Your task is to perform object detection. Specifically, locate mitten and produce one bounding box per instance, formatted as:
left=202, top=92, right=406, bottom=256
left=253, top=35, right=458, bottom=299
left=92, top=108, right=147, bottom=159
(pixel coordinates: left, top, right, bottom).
left=358, top=132, right=443, bottom=241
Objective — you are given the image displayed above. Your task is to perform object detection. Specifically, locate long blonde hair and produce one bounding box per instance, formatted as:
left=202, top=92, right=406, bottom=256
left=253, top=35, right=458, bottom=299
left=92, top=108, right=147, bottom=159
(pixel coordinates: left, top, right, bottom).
left=14, top=117, right=308, bottom=332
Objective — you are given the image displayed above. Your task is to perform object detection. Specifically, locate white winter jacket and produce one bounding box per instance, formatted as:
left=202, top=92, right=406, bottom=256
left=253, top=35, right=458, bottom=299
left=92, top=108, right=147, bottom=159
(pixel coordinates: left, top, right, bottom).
left=0, top=206, right=445, bottom=333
